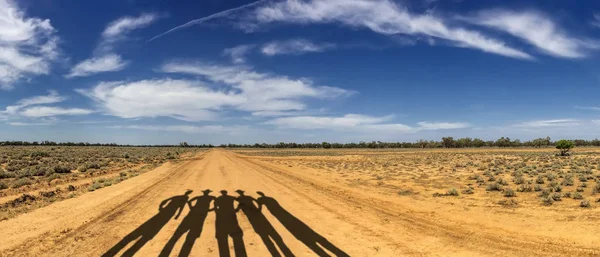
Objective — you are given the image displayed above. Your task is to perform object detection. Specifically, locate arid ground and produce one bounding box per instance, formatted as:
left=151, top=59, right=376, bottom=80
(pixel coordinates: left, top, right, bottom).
left=1, top=148, right=600, bottom=256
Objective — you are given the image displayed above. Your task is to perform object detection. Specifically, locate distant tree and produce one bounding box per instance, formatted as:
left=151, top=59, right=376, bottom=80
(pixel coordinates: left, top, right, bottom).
left=179, top=142, right=189, bottom=147
left=441, top=137, right=455, bottom=148
left=322, top=142, right=332, bottom=149
left=555, top=140, right=574, bottom=156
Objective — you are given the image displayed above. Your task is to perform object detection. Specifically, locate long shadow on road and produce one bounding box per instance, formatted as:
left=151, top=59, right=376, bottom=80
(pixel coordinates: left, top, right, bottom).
left=159, top=189, right=215, bottom=257
left=102, top=189, right=348, bottom=257
left=236, top=190, right=295, bottom=257
left=102, top=190, right=192, bottom=257
left=257, top=191, right=350, bottom=257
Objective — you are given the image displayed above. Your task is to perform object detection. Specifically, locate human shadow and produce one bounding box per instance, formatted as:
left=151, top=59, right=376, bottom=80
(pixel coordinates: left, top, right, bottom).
left=256, top=191, right=349, bottom=257
left=235, top=190, right=295, bottom=257
left=159, top=189, right=215, bottom=257
left=215, top=190, right=247, bottom=257
left=102, top=190, right=192, bottom=257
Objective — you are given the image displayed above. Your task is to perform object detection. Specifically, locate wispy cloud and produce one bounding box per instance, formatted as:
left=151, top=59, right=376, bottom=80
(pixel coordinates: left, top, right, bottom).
left=591, top=13, right=600, bottom=28
left=2, top=90, right=65, bottom=115
left=247, top=0, right=532, bottom=59
left=417, top=121, right=470, bottom=130
left=108, top=125, right=249, bottom=134
left=575, top=106, right=600, bottom=111
left=266, top=114, right=469, bottom=133
left=0, top=0, right=59, bottom=89
left=19, top=107, right=93, bottom=117
left=67, top=13, right=157, bottom=78
left=513, top=119, right=579, bottom=128
left=261, top=39, right=335, bottom=56
left=65, top=54, right=129, bottom=78
left=223, top=44, right=255, bottom=64
left=461, top=10, right=598, bottom=58
left=8, top=121, right=53, bottom=126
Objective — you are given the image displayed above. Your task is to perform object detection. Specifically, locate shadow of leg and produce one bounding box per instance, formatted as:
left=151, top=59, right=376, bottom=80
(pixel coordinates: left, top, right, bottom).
left=217, top=236, right=231, bottom=257
left=260, top=235, right=282, bottom=257
left=271, top=234, right=295, bottom=257
left=121, top=237, right=150, bottom=257
left=317, top=238, right=351, bottom=257
left=101, top=233, right=140, bottom=257
left=306, top=242, right=331, bottom=257
left=232, top=235, right=248, bottom=257
left=159, top=225, right=187, bottom=257
left=178, top=229, right=201, bottom=257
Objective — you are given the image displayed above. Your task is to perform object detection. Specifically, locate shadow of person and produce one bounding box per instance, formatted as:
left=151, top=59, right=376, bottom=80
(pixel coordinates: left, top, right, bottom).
left=215, top=190, right=247, bottom=257
left=235, top=190, right=295, bottom=257
left=159, top=189, right=216, bottom=257
left=102, top=190, right=193, bottom=257
left=256, top=191, right=349, bottom=257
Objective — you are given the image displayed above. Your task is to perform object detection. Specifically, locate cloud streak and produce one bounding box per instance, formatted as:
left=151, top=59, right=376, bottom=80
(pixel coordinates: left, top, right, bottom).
left=462, top=10, right=598, bottom=58
left=148, top=0, right=268, bottom=42
left=262, top=39, right=335, bottom=56
left=65, top=54, right=129, bottom=78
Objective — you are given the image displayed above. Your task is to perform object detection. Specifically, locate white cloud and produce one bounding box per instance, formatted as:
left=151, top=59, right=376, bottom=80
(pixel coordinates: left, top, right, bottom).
left=67, top=13, right=157, bottom=78
left=417, top=121, right=470, bottom=130
left=261, top=39, right=335, bottom=56
left=66, top=54, right=128, bottom=78
left=265, top=114, right=397, bottom=130
left=223, top=44, right=255, bottom=64
left=513, top=119, right=579, bottom=128
left=78, top=79, right=244, bottom=121
left=248, top=0, right=531, bottom=59
left=0, top=0, right=59, bottom=88
left=19, top=106, right=93, bottom=117
left=265, top=114, right=469, bottom=133
left=162, top=62, right=354, bottom=112
left=462, top=10, right=598, bottom=58
left=8, top=121, right=52, bottom=126
left=102, top=13, right=158, bottom=40
left=78, top=63, right=354, bottom=121
left=109, top=125, right=249, bottom=134
left=2, top=90, right=65, bottom=115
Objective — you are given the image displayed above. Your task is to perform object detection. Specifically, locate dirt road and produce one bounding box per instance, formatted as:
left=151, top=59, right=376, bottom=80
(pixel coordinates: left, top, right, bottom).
left=1, top=149, right=598, bottom=256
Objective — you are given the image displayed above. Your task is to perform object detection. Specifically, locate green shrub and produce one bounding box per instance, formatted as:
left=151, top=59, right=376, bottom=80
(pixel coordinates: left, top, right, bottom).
left=536, top=176, right=545, bottom=184
left=555, top=139, right=574, bottom=156
left=0, top=181, right=7, bottom=190
left=542, top=196, right=554, bottom=206
left=504, top=188, right=517, bottom=197
left=580, top=199, right=591, bottom=208
left=12, top=178, right=32, bottom=188
left=552, top=193, right=562, bottom=201
left=462, top=186, right=474, bottom=194
left=447, top=188, right=459, bottom=196
left=573, top=192, right=584, bottom=200
left=486, top=182, right=502, bottom=191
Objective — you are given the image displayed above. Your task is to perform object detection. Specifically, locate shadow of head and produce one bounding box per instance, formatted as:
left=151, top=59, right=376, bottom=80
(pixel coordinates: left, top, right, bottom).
left=185, top=190, right=193, bottom=195
left=220, top=190, right=227, bottom=196
left=235, top=189, right=245, bottom=196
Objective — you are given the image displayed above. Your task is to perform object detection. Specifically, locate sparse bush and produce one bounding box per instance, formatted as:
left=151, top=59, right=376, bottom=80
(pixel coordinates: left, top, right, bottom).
left=12, top=178, right=32, bottom=188
left=573, top=192, right=584, bottom=200
left=486, top=182, right=503, bottom=191
left=0, top=181, right=7, bottom=190
left=542, top=197, right=554, bottom=206
left=518, top=184, right=533, bottom=192
left=504, top=188, right=517, bottom=197
left=576, top=187, right=584, bottom=192
left=447, top=188, right=459, bottom=196
left=534, top=184, right=542, bottom=191
left=536, top=176, right=545, bottom=184
left=552, top=193, right=562, bottom=201
left=580, top=199, right=591, bottom=208
left=53, top=165, right=71, bottom=174
left=461, top=186, right=474, bottom=194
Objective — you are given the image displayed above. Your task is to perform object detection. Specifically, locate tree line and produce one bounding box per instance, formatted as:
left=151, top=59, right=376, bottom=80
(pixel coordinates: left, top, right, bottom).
left=0, top=137, right=598, bottom=149
left=220, top=137, right=599, bottom=149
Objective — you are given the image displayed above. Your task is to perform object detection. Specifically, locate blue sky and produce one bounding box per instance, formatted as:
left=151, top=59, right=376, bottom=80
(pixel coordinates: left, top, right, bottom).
left=1, top=0, right=600, bottom=144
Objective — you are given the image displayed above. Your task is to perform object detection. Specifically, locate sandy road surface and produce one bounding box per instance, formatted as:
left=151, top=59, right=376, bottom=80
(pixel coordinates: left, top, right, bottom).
left=1, top=149, right=599, bottom=256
